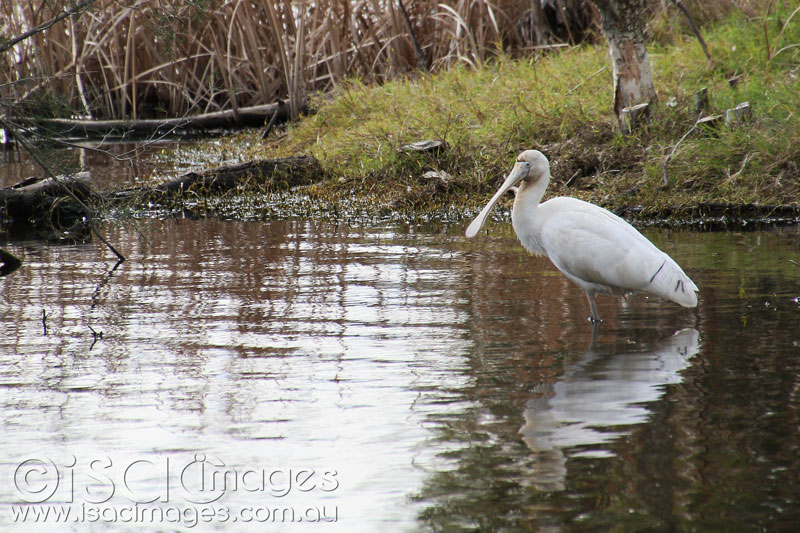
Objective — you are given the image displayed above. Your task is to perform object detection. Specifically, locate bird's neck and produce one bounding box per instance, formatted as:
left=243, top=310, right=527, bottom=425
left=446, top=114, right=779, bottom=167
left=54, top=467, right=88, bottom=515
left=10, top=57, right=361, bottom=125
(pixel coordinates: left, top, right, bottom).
left=511, top=175, right=549, bottom=255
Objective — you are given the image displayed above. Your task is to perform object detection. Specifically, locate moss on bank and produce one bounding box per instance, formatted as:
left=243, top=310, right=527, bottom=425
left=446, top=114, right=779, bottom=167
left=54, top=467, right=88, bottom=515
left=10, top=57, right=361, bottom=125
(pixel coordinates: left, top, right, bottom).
left=176, top=6, right=800, bottom=226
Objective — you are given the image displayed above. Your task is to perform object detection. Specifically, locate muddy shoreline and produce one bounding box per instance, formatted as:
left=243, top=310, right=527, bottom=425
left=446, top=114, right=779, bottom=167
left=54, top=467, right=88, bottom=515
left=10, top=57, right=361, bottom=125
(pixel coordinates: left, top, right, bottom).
left=2, top=155, right=798, bottom=235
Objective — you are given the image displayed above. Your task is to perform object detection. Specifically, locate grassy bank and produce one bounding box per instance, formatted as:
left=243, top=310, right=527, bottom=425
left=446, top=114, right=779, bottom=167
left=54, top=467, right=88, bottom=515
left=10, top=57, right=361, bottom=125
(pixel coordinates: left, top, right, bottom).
left=210, top=4, right=800, bottom=225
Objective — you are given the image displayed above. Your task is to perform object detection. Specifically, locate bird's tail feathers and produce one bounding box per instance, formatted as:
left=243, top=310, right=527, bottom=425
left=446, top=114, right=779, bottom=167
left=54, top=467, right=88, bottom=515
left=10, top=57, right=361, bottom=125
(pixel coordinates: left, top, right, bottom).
left=648, top=257, right=699, bottom=308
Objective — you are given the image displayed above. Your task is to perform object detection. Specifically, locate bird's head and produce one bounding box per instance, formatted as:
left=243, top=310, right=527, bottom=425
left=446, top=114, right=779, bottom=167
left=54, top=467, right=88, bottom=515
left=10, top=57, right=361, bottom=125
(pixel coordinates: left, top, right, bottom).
left=514, top=150, right=550, bottom=185
left=465, top=150, right=550, bottom=238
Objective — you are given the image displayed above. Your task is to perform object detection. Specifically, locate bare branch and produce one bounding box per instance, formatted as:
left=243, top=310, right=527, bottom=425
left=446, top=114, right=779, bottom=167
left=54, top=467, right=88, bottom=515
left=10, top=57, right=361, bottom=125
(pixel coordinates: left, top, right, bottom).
left=669, top=0, right=712, bottom=62
left=0, top=0, right=99, bottom=55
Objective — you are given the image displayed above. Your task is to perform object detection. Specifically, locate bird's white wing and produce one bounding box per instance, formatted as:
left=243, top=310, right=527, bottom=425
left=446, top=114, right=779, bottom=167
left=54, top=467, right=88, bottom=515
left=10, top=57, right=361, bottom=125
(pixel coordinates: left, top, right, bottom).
left=538, top=198, right=698, bottom=306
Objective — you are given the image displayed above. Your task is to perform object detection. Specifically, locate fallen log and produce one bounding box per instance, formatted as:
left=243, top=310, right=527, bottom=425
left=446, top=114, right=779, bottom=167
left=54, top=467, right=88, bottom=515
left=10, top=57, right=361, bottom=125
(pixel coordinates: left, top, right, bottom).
left=2, top=156, right=323, bottom=226
left=0, top=172, right=96, bottom=225
left=113, top=156, right=322, bottom=200
left=32, top=102, right=295, bottom=139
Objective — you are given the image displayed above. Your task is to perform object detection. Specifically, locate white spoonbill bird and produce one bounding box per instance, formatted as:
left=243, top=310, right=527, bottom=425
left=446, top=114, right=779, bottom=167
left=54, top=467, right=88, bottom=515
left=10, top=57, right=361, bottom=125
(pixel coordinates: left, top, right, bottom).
left=465, top=150, right=698, bottom=323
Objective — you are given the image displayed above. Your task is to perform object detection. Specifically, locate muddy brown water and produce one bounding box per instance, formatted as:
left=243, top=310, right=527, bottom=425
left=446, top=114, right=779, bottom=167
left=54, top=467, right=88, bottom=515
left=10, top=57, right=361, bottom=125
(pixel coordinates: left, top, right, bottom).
left=1, top=217, right=799, bottom=531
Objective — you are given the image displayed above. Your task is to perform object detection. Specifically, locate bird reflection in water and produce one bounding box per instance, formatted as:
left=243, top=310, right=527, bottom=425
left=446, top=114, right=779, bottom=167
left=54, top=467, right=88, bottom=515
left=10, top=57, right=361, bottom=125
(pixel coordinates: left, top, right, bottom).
left=519, top=328, right=700, bottom=491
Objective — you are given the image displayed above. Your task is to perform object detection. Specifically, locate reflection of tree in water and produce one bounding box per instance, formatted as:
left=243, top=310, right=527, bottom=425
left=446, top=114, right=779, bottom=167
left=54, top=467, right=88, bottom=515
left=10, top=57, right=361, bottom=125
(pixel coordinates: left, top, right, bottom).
left=413, top=327, right=699, bottom=531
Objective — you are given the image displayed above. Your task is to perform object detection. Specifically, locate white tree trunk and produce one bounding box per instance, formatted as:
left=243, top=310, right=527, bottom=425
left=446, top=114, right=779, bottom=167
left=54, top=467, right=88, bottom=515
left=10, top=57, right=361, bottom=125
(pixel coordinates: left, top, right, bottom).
left=593, top=0, right=658, bottom=132
left=608, top=36, right=656, bottom=131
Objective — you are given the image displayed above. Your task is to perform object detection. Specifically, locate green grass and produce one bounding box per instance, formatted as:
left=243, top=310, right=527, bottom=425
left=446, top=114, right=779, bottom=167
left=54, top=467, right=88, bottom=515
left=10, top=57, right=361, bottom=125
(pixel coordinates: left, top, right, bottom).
left=234, top=5, right=800, bottom=222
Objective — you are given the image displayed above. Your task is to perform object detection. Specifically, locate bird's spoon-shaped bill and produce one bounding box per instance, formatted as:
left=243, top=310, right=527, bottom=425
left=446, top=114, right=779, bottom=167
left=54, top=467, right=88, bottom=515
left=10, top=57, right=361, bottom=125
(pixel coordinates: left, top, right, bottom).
left=465, top=161, right=530, bottom=239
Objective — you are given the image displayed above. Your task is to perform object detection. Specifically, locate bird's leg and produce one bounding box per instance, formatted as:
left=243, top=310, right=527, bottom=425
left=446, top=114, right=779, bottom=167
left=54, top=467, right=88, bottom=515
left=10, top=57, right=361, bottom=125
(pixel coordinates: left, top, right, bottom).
left=585, top=290, right=602, bottom=323
left=589, top=320, right=601, bottom=348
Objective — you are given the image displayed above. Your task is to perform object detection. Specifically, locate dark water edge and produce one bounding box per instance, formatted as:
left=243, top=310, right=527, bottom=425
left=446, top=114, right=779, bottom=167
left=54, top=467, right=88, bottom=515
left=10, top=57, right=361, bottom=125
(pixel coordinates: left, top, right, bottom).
left=3, top=137, right=799, bottom=233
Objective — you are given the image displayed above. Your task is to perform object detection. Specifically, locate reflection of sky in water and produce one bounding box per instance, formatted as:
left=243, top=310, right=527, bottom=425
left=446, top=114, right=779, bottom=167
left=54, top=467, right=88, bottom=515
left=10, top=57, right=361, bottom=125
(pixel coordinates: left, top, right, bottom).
left=12, top=219, right=794, bottom=530
left=520, top=328, right=699, bottom=490
left=0, top=220, right=476, bottom=531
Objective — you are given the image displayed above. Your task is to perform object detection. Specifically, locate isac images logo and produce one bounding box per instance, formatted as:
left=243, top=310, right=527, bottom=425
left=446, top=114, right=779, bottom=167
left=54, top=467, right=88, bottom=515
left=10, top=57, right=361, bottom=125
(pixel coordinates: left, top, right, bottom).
left=8, top=454, right=339, bottom=527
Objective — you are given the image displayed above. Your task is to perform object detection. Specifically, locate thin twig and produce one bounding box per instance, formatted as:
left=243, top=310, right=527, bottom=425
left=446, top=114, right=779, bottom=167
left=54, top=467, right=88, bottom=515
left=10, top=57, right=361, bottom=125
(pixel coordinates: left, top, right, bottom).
left=0, top=0, right=99, bottom=55
left=662, top=122, right=698, bottom=186
left=0, top=118, right=126, bottom=262
left=670, top=0, right=712, bottom=61
left=90, top=227, right=126, bottom=263
left=398, top=0, right=429, bottom=73
left=723, top=152, right=754, bottom=185
left=565, top=169, right=582, bottom=187
left=567, top=67, right=607, bottom=95
left=88, top=324, right=103, bottom=350
left=90, top=258, right=124, bottom=310
left=49, top=120, right=190, bottom=161
left=262, top=100, right=286, bottom=139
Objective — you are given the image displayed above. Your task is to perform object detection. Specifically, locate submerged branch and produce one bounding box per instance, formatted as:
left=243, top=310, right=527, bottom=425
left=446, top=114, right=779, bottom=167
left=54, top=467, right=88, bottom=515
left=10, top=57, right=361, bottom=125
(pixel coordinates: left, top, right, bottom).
left=113, top=157, right=323, bottom=199
left=0, top=248, right=23, bottom=277
left=0, top=117, right=126, bottom=262
left=2, top=156, right=323, bottom=229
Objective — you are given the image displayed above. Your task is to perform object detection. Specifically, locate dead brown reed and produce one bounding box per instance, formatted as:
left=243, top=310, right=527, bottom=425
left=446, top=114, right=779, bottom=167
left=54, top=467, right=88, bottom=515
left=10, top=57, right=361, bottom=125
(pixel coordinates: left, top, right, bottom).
left=0, top=0, right=764, bottom=121
left=0, top=0, right=574, bottom=119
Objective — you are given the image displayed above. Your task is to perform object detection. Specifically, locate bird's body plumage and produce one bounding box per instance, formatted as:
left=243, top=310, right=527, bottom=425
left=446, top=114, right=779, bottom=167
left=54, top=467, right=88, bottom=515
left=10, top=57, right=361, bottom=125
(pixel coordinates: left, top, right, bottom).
left=466, top=150, right=698, bottom=322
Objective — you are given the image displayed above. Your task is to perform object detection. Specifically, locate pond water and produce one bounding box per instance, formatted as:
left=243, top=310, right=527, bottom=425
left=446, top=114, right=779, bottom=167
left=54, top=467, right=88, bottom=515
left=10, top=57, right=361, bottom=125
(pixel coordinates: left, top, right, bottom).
left=1, top=140, right=214, bottom=190
left=1, top=217, right=799, bottom=531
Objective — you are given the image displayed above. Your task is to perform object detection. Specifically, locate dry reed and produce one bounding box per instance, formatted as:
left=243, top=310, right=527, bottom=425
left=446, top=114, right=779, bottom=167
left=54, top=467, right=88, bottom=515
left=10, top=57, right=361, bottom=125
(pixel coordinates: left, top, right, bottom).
left=0, top=0, right=762, bottom=120
left=0, top=0, right=579, bottom=120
